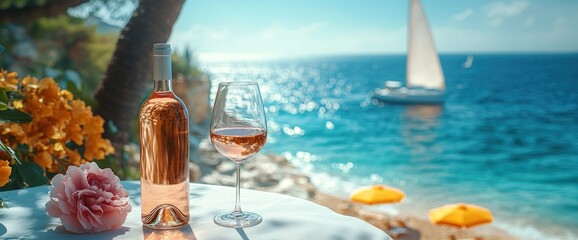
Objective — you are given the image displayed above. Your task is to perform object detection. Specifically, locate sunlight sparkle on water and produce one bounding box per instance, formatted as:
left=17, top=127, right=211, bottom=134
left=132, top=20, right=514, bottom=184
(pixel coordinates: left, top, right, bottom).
left=336, top=162, right=354, bottom=173
left=325, top=121, right=334, bottom=130
left=283, top=125, right=304, bottom=136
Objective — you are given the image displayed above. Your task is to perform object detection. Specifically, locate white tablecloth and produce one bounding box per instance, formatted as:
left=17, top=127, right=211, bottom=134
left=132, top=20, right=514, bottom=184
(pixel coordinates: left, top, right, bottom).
left=0, top=181, right=391, bottom=239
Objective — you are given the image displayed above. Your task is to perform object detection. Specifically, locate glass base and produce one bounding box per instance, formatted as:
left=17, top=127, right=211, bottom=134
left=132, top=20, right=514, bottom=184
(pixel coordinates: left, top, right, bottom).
left=214, top=211, right=262, bottom=228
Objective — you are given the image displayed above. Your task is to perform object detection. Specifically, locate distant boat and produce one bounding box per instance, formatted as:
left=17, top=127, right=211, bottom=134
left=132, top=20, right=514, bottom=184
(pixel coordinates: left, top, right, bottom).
left=373, top=0, right=445, bottom=104
left=463, top=55, right=474, bottom=68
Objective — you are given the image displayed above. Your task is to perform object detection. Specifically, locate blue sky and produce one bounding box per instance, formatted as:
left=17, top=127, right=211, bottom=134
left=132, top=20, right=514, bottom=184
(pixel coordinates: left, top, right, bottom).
left=169, top=0, right=578, bottom=61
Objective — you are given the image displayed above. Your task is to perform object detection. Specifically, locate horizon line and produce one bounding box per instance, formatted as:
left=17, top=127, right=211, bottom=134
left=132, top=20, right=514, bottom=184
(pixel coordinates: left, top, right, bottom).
left=196, top=50, right=578, bottom=63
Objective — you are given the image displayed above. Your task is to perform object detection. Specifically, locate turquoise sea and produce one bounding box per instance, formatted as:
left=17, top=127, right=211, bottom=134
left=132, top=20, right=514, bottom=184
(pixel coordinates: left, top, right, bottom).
left=203, top=54, right=578, bottom=240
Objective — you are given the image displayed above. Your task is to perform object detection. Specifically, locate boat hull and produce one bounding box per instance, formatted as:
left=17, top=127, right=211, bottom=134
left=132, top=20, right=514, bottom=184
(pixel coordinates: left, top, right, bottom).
left=372, top=87, right=445, bottom=104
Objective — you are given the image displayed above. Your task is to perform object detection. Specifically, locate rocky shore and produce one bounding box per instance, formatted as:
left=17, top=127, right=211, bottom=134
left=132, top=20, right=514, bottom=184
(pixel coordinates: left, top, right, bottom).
left=192, top=139, right=517, bottom=240
left=195, top=140, right=317, bottom=200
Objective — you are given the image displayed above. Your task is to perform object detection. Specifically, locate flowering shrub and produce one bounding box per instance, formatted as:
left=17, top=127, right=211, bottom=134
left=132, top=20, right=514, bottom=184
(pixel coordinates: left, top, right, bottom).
left=0, top=69, right=114, bottom=190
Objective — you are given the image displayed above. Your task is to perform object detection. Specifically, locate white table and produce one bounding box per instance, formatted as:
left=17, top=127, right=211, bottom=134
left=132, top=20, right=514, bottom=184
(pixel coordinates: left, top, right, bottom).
left=0, top=181, right=391, bottom=239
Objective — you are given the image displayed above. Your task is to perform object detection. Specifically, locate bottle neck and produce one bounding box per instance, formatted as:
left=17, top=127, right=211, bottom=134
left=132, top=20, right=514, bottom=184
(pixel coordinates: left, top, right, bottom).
left=153, top=53, right=172, bottom=92
left=154, top=79, right=172, bottom=92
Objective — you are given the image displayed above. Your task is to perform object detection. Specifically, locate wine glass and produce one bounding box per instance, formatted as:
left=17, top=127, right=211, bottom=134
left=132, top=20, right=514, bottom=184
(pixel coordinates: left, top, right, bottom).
left=210, top=82, right=267, bottom=228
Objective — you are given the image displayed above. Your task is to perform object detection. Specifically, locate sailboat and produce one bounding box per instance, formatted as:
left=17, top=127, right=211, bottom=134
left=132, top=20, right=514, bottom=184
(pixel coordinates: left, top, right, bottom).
left=463, top=55, right=474, bottom=68
left=373, top=0, right=445, bottom=104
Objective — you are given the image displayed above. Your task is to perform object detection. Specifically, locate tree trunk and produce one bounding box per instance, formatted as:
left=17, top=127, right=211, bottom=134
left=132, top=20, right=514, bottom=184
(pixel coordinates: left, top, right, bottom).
left=93, top=0, right=185, bottom=155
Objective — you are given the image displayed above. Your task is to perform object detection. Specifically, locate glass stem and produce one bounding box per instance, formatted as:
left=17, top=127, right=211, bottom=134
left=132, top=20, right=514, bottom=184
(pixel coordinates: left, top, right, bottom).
left=233, top=163, right=243, bottom=216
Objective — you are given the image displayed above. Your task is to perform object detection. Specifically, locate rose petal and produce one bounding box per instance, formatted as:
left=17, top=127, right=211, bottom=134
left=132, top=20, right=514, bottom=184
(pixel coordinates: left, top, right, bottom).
left=60, top=213, right=85, bottom=233
left=45, top=201, right=62, bottom=217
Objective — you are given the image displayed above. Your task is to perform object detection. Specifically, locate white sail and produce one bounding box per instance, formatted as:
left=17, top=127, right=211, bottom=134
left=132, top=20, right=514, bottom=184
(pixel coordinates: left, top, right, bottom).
left=406, top=0, right=445, bottom=90
left=463, top=55, right=474, bottom=68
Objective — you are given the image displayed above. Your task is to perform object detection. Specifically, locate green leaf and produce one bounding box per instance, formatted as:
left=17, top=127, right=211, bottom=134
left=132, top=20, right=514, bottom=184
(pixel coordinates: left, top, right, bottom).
left=0, top=140, right=21, bottom=165
left=14, top=162, right=49, bottom=187
left=65, top=81, right=82, bottom=99
left=0, top=88, right=26, bottom=101
left=65, top=141, right=80, bottom=150
left=0, top=108, right=33, bottom=123
left=106, top=120, right=118, bottom=135
left=63, top=70, right=82, bottom=91
left=0, top=102, right=8, bottom=111
left=6, top=91, right=25, bottom=101
left=16, top=144, right=30, bottom=154
left=0, top=90, right=8, bottom=104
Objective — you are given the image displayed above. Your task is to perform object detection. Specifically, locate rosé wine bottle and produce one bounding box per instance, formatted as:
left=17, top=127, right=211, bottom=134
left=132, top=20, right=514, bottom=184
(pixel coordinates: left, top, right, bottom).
left=139, top=43, right=189, bottom=229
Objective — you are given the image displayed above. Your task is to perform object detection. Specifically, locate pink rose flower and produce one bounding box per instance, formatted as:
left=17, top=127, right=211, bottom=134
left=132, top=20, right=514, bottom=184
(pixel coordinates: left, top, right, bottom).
left=45, top=162, right=132, bottom=233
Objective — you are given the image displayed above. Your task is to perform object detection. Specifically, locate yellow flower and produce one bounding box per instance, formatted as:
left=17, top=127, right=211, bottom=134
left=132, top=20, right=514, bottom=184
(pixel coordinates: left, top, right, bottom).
left=60, top=90, right=74, bottom=101
left=65, top=147, right=82, bottom=166
left=66, top=123, right=83, bottom=145
left=0, top=160, right=11, bottom=187
left=70, top=100, right=92, bottom=123
left=34, top=151, right=53, bottom=171
left=12, top=100, right=23, bottom=109
left=1, top=124, right=26, bottom=140
left=84, top=115, right=105, bottom=135
left=21, top=75, right=38, bottom=86
left=0, top=69, right=115, bottom=175
left=38, top=78, right=61, bottom=102
left=0, top=70, right=18, bottom=89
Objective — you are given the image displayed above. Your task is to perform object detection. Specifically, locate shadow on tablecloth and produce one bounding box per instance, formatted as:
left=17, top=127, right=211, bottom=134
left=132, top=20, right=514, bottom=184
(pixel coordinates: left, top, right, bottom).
left=143, top=224, right=197, bottom=240
left=0, top=223, right=6, bottom=236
